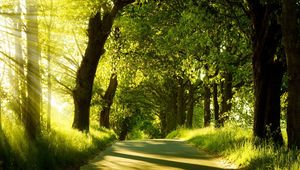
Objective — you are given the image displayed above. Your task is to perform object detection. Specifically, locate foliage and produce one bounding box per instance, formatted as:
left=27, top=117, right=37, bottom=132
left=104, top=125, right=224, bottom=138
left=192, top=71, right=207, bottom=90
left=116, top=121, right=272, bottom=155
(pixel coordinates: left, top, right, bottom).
left=167, top=127, right=300, bottom=169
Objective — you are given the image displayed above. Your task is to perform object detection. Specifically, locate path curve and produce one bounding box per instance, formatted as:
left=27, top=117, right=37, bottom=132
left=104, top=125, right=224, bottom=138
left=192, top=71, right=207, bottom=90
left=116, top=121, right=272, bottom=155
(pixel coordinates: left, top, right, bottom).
left=81, top=139, right=237, bottom=170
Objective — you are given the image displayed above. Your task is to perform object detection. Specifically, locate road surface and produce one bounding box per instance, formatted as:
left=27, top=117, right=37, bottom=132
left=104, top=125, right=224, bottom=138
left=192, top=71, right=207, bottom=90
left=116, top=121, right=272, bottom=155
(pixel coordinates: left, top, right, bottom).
left=81, top=139, right=237, bottom=170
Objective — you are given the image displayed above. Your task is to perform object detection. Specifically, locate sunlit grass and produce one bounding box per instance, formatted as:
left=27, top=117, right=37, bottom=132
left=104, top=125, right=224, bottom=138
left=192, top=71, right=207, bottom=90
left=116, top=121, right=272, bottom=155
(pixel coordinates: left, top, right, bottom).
left=166, top=126, right=300, bottom=170
left=0, top=113, right=117, bottom=170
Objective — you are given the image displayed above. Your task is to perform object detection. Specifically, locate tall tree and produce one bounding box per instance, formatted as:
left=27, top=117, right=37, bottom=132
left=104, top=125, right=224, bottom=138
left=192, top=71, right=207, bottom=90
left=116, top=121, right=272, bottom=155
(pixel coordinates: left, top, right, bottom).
left=246, top=0, right=284, bottom=144
left=46, top=0, right=53, bottom=130
left=13, top=1, right=25, bottom=121
left=72, top=0, right=135, bottom=131
left=282, top=0, right=300, bottom=148
left=24, top=0, right=42, bottom=140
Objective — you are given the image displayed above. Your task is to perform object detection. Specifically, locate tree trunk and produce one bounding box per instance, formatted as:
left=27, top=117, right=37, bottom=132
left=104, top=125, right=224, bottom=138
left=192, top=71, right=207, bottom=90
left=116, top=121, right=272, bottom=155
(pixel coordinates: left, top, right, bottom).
left=166, top=85, right=177, bottom=133
left=46, top=1, right=53, bottom=130
left=204, top=84, right=211, bottom=127
left=186, top=83, right=195, bottom=128
left=100, top=74, right=118, bottom=129
left=72, top=0, right=134, bottom=131
left=282, top=0, right=300, bottom=148
left=264, top=59, right=284, bottom=144
left=0, top=101, right=2, bottom=130
left=220, top=72, right=233, bottom=126
left=247, top=1, right=284, bottom=144
left=176, top=77, right=185, bottom=126
left=25, top=0, right=42, bottom=140
left=160, top=111, right=167, bottom=137
left=213, top=82, right=220, bottom=128
left=119, top=116, right=130, bottom=141
left=13, top=1, right=25, bottom=122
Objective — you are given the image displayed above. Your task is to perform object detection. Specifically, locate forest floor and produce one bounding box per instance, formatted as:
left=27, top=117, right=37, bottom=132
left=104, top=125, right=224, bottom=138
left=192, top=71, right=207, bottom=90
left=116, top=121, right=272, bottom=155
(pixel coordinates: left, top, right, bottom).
left=80, top=139, right=238, bottom=170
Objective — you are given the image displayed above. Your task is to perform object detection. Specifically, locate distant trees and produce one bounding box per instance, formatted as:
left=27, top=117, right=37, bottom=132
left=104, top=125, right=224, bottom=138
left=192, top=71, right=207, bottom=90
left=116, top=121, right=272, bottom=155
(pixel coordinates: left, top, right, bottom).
left=115, top=0, right=251, bottom=135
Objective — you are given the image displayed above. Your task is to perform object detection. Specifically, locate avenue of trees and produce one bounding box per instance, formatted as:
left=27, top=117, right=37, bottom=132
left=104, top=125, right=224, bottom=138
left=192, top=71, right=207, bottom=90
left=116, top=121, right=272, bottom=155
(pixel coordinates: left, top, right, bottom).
left=0, top=0, right=300, bottom=165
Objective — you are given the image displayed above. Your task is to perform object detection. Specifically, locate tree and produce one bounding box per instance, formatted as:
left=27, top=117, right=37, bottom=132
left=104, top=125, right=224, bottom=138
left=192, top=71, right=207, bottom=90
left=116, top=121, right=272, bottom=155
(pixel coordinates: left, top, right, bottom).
left=204, top=83, right=211, bottom=127
left=13, top=0, right=25, bottom=121
left=72, top=0, right=135, bottom=131
left=186, top=81, right=195, bottom=128
left=24, top=0, right=42, bottom=140
left=213, top=82, right=220, bottom=127
left=100, top=73, right=118, bottom=128
left=282, top=0, right=300, bottom=148
left=246, top=0, right=284, bottom=144
left=220, top=72, right=233, bottom=126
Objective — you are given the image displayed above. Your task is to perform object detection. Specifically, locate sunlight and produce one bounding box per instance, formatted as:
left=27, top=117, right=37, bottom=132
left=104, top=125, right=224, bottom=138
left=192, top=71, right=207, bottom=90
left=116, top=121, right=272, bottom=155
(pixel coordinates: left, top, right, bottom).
left=50, top=94, right=69, bottom=114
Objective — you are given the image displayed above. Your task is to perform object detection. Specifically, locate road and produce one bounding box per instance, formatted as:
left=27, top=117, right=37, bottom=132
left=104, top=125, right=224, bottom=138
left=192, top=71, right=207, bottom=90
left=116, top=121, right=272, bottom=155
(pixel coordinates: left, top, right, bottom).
left=80, top=139, right=237, bottom=170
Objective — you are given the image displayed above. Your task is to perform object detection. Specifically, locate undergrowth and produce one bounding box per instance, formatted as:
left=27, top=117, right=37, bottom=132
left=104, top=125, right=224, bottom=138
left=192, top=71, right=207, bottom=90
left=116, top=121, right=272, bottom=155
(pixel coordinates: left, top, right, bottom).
left=166, top=126, right=300, bottom=170
left=0, top=117, right=116, bottom=170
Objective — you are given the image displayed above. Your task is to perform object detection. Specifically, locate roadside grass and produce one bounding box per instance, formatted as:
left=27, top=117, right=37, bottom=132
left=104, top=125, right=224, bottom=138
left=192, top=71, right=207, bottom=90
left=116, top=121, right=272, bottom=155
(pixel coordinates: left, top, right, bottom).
left=0, top=116, right=117, bottom=170
left=166, top=126, right=300, bottom=170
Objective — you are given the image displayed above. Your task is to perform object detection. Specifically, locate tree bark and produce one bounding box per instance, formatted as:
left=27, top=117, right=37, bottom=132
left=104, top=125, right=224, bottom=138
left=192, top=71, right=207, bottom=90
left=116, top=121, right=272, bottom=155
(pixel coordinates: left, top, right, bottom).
left=220, top=72, right=233, bottom=126
left=282, top=0, right=300, bottom=148
left=186, top=83, right=195, bottom=128
left=72, top=0, right=134, bottom=131
left=166, top=83, right=177, bottom=133
left=247, top=1, right=284, bottom=144
left=100, top=74, right=118, bottom=129
left=176, top=77, right=185, bottom=126
left=265, top=58, right=284, bottom=144
left=213, top=82, right=220, bottom=128
left=25, top=0, right=42, bottom=140
left=13, top=0, right=25, bottom=122
left=119, top=116, right=130, bottom=140
left=204, top=84, right=211, bottom=127
left=160, top=111, right=167, bottom=137
left=46, top=0, right=53, bottom=130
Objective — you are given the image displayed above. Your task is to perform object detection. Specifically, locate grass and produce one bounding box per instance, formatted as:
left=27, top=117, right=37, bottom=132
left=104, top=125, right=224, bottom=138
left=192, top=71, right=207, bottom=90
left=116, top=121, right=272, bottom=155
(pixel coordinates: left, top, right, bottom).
left=0, top=116, right=117, bottom=170
left=166, top=126, right=300, bottom=170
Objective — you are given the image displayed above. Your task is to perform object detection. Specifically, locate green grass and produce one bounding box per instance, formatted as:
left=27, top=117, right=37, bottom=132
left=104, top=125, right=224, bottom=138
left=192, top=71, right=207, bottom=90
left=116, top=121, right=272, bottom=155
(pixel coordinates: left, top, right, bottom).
left=166, top=126, right=300, bottom=170
left=0, top=117, right=117, bottom=170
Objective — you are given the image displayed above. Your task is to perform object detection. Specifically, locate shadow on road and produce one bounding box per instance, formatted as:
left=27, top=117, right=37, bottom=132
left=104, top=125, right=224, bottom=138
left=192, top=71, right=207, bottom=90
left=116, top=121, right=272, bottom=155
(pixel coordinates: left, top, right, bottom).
left=81, top=139, right=238, bottom=170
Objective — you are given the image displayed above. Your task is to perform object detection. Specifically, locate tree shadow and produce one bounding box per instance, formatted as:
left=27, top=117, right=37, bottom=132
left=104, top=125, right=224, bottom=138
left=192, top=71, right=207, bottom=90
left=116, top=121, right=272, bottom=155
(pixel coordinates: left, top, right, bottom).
left=82, top=139, right=239, bottom=170
left=111, top=139, right=215, bottom=160
left=85, top=152, right=227, bottom=170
